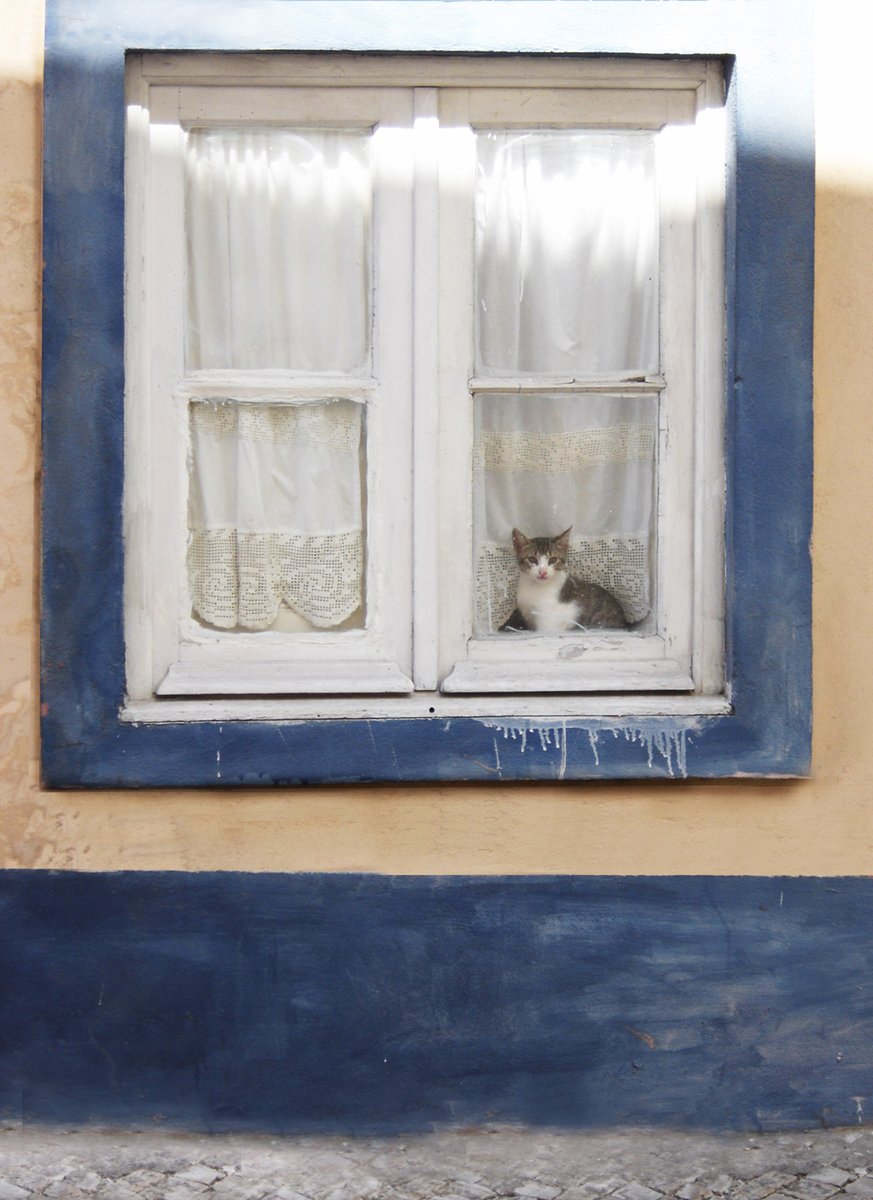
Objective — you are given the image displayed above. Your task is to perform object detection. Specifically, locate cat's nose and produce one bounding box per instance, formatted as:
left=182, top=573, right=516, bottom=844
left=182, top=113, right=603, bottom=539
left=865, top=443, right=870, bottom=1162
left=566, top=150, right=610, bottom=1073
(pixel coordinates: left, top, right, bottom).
left=537, top=569, right=548, bottom=579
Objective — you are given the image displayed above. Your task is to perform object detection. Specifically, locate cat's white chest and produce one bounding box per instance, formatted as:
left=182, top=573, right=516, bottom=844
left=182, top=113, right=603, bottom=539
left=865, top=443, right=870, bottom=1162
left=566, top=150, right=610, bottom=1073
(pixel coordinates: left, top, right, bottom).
left=516, top=572, right=578, bottom=633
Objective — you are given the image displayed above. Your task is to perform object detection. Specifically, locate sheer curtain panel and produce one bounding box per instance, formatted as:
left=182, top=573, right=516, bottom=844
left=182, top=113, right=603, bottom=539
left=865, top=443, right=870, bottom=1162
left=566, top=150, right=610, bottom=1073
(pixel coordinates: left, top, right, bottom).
left=473, top=130, right=660, bottom=635
left=184, top=128, right=372, bottom=631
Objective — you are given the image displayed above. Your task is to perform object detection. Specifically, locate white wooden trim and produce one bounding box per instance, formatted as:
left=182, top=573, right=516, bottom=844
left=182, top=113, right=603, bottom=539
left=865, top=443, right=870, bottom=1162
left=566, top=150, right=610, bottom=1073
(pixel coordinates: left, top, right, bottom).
left=364, top=96, right=416, bottom=677
left=123, top=692, right=730, bottom=724
left=465, top=631, right=677, bottom=667
left=440, top=661, right=694, bottom=694
left=469, top=376, right=666, bottom=393
left=177, top=372, right=376, bottom=400
left=123, top=56, right=153, bottom=702
left=139, top=54, right=710, bottom=92
left=460, top=88, right=694, bottom=130
left=435, top=102, right=477, bottom=683
left=412, top=88, right=441, bottom=690
left=651, top=113, right=697, bottom=679
left=173, top=85, right=394, bottom=126
left=145, top=86, right=190, bottom=697
left=157, top=660, right=414, bottom=696
left=692, top=63, right=727, bottom=695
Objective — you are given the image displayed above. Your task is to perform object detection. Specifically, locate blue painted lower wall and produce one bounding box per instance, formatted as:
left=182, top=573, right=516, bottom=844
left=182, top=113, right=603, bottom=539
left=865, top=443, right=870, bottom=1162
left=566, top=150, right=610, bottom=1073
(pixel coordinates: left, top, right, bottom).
left=1, top=873, right=869, bottom=1133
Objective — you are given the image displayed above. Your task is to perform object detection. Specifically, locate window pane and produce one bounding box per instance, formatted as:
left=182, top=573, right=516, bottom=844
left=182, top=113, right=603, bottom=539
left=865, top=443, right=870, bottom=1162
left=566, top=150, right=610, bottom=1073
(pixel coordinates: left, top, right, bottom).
left=472, top=393, right=656, bottom=635
left=187, top=399, right=365, bottom=632
left=475, top=132, right=659, bottom=377
left=185, top=129, right=372, bottom=372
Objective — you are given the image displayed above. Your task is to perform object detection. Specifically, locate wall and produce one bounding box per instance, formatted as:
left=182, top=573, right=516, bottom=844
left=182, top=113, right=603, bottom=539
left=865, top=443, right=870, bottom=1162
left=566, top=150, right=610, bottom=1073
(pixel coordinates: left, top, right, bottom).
left=1, top=0, right=872, bottom=1133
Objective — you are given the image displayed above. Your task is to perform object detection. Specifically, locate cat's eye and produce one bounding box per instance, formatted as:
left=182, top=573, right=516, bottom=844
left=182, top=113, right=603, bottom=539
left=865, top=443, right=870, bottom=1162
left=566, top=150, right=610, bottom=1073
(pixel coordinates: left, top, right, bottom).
left=548, top=557, right=558, bottom=565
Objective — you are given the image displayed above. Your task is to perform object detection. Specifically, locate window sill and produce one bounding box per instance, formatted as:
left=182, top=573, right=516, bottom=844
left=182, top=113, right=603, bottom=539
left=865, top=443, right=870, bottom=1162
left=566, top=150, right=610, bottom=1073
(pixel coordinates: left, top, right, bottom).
left=122, top=692, right=732, bottom=724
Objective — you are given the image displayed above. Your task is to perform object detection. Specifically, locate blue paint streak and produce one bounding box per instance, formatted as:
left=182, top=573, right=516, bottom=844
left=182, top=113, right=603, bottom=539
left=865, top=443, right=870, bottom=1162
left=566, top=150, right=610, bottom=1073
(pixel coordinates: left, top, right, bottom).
left=0, top=873, right=867, bottom=1133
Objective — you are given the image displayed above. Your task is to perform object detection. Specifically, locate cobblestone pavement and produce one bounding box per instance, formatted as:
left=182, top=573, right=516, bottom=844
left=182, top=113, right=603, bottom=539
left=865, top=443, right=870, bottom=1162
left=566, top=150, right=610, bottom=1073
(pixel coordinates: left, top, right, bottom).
left=2, top=1126, right=873, bottom=1200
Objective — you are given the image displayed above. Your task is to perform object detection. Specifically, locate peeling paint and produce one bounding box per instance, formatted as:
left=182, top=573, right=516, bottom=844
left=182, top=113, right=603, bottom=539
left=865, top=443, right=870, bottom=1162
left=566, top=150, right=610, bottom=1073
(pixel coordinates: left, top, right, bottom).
left=625, top=1025, right=657, bottom=1050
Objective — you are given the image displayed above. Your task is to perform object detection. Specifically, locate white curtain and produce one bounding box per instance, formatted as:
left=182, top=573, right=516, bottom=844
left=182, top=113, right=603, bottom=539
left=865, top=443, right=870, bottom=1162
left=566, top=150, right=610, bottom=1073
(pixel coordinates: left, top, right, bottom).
left=476, top=131, right=659, bottom=377
left=186, top=128, right=371, bottom=372
left=473, top=132, right=660, bottom=632
left=184, top=129, right=372, bottom=631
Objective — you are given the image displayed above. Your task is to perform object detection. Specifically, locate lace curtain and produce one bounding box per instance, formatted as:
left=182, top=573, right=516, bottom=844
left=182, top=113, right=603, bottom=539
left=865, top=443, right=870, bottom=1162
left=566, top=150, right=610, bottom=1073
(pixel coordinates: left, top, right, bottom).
left=473, top=132, right=659, bottom=632
left=473, top=393, right=656, bottom=631
left=184, top=129, right=371, bottom=630
left=187, top=399, right=364, bottom=631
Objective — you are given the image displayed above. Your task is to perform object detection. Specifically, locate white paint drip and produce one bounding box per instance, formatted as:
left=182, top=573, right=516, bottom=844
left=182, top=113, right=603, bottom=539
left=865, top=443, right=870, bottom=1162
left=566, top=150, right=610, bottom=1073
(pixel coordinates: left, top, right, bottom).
left=614, top=726, right=690, bottom=778
left=479, top=718, right=696, bottom=778
left=558, top=724, right=568, bottom=780
left=853, top=1096, right=865, bottom=1124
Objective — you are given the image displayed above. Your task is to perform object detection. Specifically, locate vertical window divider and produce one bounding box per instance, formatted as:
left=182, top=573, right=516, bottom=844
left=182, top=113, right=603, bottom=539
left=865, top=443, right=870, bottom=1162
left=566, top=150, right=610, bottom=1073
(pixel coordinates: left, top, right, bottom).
left=692, top=63, right=727, bottom=695
left=412, top=87, right=440, bottom=690
left=436, top=92, right=477, bottom=685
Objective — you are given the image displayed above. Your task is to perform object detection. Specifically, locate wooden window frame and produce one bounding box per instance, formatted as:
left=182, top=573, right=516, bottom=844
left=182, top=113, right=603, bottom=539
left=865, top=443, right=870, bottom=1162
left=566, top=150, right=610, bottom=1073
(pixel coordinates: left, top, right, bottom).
left=124, top=54, right=726, bottom=715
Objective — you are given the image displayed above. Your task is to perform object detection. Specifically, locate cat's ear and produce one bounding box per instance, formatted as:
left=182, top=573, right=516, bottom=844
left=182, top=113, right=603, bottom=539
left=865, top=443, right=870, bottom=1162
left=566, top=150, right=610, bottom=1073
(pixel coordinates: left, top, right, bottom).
left=511, top=528, right=529, bottom=554
left=554, top=527, right=572, bottom=554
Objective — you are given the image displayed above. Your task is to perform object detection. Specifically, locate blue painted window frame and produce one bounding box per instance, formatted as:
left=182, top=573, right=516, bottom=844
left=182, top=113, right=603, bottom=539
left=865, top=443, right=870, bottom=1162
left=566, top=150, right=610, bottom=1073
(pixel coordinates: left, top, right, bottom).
left=41, top=0, right=813, bottom=785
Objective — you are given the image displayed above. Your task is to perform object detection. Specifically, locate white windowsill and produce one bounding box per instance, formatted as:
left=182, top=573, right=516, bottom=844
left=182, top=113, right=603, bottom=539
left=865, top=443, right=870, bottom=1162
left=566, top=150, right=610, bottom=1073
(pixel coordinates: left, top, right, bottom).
left=122, top=692, right=731, bottom=723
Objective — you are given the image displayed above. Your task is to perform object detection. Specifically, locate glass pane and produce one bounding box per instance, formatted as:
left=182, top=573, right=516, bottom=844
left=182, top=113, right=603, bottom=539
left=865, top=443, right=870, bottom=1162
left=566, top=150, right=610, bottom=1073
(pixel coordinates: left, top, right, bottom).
left=187, top=399, right=365, bottom=632
left=476, top=131, right=659, bottom=377
left=473, top=393, right=656, bottom=635
left=185, top=128, right=372, bottom=372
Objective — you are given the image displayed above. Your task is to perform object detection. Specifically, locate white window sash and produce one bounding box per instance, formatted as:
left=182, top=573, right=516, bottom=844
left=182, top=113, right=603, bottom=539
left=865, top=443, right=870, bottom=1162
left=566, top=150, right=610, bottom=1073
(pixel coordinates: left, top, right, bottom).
left=434, top=76, right=724, bottom=695
left=125, top=73, right=415, bottom=698
left=124, top=55, right=725, bottom=707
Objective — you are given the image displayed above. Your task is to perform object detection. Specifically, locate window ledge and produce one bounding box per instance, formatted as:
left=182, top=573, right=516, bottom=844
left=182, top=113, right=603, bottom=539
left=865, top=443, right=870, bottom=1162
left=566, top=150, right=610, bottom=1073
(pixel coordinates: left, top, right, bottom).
left=122, top=693, right=732, bottom=724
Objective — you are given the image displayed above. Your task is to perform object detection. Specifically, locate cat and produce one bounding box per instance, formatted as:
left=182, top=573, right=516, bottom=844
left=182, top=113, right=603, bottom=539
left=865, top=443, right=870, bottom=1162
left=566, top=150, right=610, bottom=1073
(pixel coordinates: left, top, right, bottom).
left=500, top=526, right=627, bottom=633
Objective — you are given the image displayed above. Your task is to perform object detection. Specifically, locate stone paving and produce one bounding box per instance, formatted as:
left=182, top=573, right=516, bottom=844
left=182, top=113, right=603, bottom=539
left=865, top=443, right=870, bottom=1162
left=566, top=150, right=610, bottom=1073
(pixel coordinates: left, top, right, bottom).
left=1, top=1126, right=873, bottom=1200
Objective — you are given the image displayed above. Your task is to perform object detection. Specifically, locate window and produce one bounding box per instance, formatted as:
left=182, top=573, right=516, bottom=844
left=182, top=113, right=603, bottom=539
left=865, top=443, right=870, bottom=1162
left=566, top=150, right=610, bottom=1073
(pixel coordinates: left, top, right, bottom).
left=41, top=0, right=813, bottom=783
left=124, top=54, right=726, bottom=716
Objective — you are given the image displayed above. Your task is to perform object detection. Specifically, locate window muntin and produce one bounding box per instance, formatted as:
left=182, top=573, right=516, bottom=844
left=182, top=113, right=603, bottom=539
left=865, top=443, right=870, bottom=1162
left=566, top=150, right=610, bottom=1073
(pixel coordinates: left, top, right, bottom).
left=124, top=55, right=725, bottom=710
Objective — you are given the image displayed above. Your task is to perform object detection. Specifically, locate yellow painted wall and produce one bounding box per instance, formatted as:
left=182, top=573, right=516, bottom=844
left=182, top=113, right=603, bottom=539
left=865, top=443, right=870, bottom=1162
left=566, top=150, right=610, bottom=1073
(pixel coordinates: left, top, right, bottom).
left=2, top=1, right=869, bottom=875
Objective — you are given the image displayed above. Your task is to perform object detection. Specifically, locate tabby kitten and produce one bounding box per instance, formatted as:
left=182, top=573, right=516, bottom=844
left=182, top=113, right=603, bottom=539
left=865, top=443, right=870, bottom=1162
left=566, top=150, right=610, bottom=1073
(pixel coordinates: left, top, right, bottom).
left=501, top=526, right=627, bottom=633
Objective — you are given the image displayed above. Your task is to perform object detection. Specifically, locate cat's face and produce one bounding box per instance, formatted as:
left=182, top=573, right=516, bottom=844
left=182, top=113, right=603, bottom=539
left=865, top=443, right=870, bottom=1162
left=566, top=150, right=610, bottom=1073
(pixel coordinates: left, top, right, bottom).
left=511, top=527, right=571, bottom=582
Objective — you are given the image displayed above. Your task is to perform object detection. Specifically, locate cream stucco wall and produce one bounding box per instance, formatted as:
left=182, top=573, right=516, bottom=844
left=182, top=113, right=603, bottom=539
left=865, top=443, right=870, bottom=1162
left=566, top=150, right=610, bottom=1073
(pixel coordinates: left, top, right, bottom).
left=2, top=1, right=869, bottom=875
